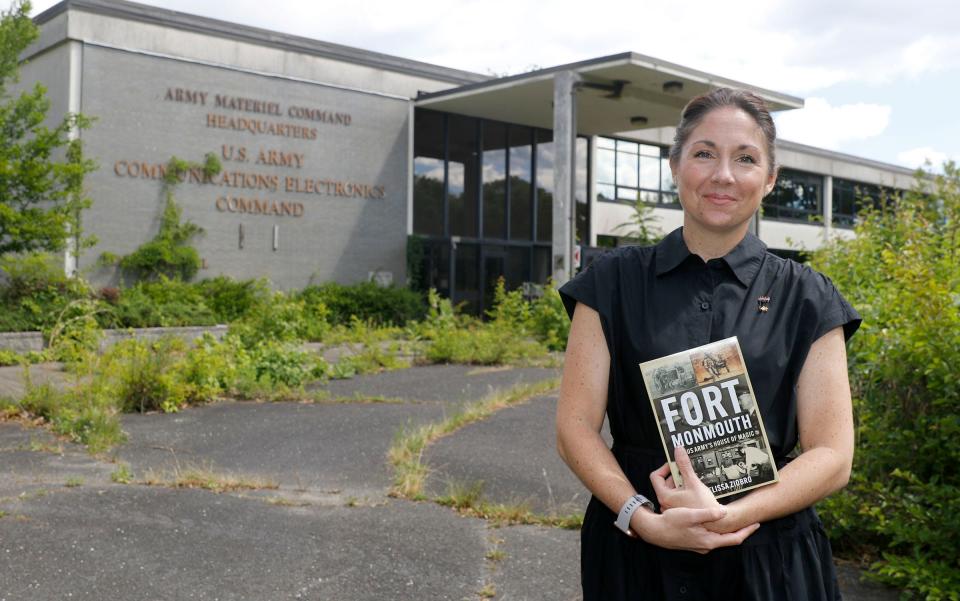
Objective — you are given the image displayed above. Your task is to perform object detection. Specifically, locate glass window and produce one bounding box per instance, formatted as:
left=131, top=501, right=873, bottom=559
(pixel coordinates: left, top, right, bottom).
left=535, top=129, right=553, bottom=242
left=448, top=115, right=479, bottom=237
left=533, top=246, right=551, bottom=283
left=831, top=178, right=896, bottom=228
left=639, top=154, right=660, bottom=190
left=596, top=147, right=616, bottom=185
left=595, top=135, right=676, bottom=209
left=413, top=110, right=444, bottom=236
left=509, top=126, right=533, bottom=241
left=576, top=136, right=589, bottom=245
left=454, top=242, right=480, bottom=313
left=763, top=168, right=822, bottom=223
left=616, top=151, right=638, bottom=187
left=482, top=121, right=507, bottom=240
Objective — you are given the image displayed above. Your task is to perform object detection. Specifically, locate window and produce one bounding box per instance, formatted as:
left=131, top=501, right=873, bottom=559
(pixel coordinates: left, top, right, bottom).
left=832, top=178, right=897, bottom=228
left=413, top=110, right=444, bottom=236
left=596, top=137, right=677, bottom=206
left=763, top=168, right=822, bottom=223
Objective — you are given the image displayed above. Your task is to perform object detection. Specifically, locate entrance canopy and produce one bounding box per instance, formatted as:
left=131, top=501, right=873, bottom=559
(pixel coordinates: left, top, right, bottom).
left=415, top=52, right=803, bottom=136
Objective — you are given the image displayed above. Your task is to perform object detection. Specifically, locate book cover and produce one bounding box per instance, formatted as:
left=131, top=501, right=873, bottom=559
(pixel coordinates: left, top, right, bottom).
left=639, top=336, right=779, bottom=499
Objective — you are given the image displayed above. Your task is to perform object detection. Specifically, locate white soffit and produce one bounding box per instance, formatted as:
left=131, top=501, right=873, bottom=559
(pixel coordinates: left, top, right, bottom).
left=415, top=53, right=803, bottom=136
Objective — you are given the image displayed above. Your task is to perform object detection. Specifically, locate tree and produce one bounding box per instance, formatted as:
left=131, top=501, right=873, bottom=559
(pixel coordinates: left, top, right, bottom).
left=0, top=0, right=95, bottom=257
left=811, top=163, right=960, bottom=598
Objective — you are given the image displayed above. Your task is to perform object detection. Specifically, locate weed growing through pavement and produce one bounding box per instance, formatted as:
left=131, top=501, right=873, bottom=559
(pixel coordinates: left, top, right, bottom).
left=111, top=464, right=133, bottom=484
left=64, top=477, right=83, bottom=487
left=142, top=464, right=278, bottom=493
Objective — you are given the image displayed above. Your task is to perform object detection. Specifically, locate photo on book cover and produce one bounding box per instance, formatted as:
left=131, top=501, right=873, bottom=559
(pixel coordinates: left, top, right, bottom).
left=639, top=337, right=779, bottom=498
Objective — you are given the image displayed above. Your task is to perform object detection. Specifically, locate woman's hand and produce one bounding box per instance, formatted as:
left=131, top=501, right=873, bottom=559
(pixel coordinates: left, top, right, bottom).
left=630, top=505, right=759, bottom=554
left=651, top=446, right=719, bottom=512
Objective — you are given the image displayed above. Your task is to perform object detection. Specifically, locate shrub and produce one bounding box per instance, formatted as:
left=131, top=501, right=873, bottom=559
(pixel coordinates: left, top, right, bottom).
left=195, top=276, right=269, bottom=323
left=0, top=253, right=91, bottom=332
left=811, top=162, right=960, bottom=598
left=105, top=336, right=189, bottom=413
left=107, top=278, right=217, bottom=328
left=298, top=281, right=425, bottom=327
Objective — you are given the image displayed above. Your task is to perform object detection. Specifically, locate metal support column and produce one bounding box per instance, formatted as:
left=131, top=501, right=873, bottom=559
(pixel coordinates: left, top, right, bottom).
left=552, top=70, right=581, bottom=285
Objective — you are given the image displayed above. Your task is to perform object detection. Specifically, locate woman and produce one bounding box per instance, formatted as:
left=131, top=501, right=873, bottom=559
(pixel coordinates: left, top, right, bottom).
left=556, top=87, right=860, bottom=600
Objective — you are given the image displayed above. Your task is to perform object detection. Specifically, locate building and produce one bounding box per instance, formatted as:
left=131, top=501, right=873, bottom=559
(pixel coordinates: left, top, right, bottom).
left=23, top=0, right=916, bottom=313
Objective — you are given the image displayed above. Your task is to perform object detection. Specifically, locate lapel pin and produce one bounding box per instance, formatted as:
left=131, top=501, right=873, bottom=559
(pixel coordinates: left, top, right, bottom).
left=757, top=295, right=770, bottom=313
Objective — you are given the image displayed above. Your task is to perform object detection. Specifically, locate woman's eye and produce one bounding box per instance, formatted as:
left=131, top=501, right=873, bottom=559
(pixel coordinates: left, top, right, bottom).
left=738, top=155, right=758, bottom=164
left=693, top=150, right=712, bottom=158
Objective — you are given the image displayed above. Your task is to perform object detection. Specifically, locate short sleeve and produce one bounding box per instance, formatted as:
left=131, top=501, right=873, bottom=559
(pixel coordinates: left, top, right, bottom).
left=558, top=251, right=615, bottom=320
left=812, top=274, right=861, bottom=343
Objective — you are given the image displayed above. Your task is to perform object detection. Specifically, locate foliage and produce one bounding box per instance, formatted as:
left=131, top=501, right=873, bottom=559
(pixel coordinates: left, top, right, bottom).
left=0, top=0, right=96, bottom=258
left=195, top=276, right=270, bottom=323
left=612, top=199, right=662, bottom=246
left=112, top=153, right=221, bottom=281
left=528, top=286, right=570, bottom=352
left=416, top=286, right=548, bottom=365
left=811, top=162, right=960, bottom=598
left=0, top=253, right=90, bottom=332
left=298, top=281, right=425, bottom=327
left=229, top=290, right=328, bottom=347
left=105, top=277, right=218, bottom=328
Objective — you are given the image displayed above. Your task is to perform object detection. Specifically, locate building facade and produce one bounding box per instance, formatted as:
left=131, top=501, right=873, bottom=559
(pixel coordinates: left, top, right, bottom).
left=24, top=0, right=917, bottom=313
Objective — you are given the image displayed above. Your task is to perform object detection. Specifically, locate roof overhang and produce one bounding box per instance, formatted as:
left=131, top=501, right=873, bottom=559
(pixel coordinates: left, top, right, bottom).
left=416, top=52, right=804, bottom=136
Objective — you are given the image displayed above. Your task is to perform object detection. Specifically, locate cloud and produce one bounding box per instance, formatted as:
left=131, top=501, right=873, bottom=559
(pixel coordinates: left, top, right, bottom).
left=896, top=147, right=953, bottom=170
left=774, top=98, right=891, bottom=149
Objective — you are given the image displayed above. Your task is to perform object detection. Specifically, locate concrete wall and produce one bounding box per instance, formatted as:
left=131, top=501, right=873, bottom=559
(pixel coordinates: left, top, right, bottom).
left=77, top=44, right=411, bottom=289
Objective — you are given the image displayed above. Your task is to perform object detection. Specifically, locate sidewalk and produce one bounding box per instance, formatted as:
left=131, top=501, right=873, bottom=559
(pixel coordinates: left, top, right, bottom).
left=0, top=363, right=899, bottom=600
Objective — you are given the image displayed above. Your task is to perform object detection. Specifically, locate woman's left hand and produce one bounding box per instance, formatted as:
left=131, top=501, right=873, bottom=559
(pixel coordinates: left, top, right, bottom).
left=650, top=446, right=720, bottom=512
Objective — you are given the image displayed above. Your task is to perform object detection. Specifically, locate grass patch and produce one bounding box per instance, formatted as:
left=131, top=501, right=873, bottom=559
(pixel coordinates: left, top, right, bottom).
left=64, top=477, right=83, bottom=487
left=111, top=464, right=133, bottom=484
left=387, top=377, right=558, bottom=500
left=142, top=465, right=278, bottom=493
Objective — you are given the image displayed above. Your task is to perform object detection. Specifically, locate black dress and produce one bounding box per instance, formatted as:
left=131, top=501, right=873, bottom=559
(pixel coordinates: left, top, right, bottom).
left=559, top=228, right=861, bottom=601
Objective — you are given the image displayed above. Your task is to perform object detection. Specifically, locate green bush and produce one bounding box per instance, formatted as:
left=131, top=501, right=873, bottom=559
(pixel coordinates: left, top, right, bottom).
left=298, top=281, right=425, bottom=327
left=811, top=162, right=960, bottom=599
left=106, top=278, right=217, bottom=328
left=229, top=290, right=328, bottom=347
left=105, top=337, right=190, bottom=413
left=0, top=253, right=91, bottom=332
left=418, top=288, right=547, bottom=365
left=195, top=276, right=270, bottom=323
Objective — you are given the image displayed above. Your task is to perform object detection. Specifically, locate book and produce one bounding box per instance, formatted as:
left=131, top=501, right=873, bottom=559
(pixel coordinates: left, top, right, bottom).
left=639, top=336, right=779, bottom=499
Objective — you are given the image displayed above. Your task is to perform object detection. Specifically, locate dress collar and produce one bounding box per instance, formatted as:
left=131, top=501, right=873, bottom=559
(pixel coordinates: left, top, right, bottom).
left=654, top=227, right=767, bottom=287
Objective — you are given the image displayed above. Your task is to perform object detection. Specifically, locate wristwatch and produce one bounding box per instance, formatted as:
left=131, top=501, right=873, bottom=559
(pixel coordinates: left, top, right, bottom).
left=614, top=493, right=654, bottom=536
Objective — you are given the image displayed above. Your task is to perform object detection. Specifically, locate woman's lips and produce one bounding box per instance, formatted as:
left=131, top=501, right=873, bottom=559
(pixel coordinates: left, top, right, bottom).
left=704, top=193, right=736, bottom=204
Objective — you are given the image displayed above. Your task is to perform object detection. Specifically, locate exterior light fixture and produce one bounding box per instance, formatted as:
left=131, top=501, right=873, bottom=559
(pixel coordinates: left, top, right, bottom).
left=662, top=80, right=684, bottom=94
left=630, top=115, right=649, bottom=126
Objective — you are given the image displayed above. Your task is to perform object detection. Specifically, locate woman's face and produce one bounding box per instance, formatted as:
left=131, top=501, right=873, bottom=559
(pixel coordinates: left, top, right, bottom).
left=671, top=106, right=777, bottom=237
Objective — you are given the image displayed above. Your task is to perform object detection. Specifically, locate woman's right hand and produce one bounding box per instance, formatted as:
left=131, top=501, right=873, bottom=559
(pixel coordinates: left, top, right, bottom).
left=630, top=505, right=759, bottom=554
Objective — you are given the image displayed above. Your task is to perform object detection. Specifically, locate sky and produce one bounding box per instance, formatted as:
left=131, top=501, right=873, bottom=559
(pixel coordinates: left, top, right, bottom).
left=28, top=0, right=960, bottom=172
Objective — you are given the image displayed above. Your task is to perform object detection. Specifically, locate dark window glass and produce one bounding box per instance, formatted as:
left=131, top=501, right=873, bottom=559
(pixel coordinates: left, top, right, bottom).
left=454, top=242, right=480, bottom=313
left=509, top=126, right=533, bottom=241
left=413, top=110, right=444, bottom=236
left=576, top=137, right=590, bottom=244
left=448, top=115, right=479, bottom=237
left=481, top=245, right=529, bottom=312
left=483, top=121, right=508, bottom=239
left=763, top=168, right=822, bottom=223
left=831, top=178, right=895, bottom=228
left=415, top=239, right=451, bottom=296
left=535, top=129, right=553, bottom=242
left=533, top=246, right=551, bottom=283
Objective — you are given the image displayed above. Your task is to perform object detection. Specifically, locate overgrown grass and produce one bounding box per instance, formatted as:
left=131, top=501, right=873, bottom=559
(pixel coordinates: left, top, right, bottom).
left=436, top=480, right=584, bottom=529
left=141, top=464, right=278, bottom=493
left=387, top=378, right=559, bottom=500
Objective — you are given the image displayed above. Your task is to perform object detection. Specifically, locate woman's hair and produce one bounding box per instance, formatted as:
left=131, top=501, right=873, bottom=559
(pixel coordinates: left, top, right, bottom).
left=668, top=87, right=778, bottom=176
